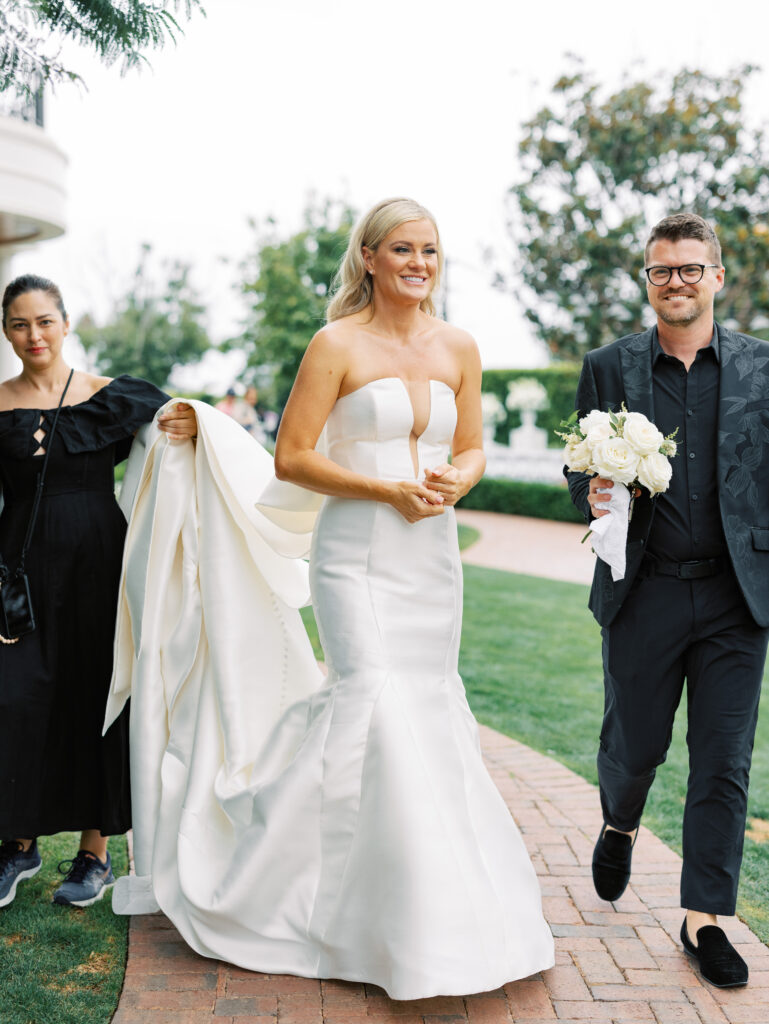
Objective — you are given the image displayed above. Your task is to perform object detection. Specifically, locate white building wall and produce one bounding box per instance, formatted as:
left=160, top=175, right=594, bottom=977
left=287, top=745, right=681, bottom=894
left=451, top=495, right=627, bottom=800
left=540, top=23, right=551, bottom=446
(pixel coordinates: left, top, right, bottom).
left=0, top=112, right=68, bottom=381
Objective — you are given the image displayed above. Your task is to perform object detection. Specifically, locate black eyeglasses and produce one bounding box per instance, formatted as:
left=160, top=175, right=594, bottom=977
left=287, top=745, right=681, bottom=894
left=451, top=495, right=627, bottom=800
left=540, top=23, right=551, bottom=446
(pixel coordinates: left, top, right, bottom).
left=644, top=264, right=719, bottom=286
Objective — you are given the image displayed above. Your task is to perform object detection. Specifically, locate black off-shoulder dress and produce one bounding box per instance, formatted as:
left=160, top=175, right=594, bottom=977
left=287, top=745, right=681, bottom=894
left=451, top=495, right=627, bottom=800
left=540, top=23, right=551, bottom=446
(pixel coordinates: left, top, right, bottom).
left=0, top=376, right=168, bottom=838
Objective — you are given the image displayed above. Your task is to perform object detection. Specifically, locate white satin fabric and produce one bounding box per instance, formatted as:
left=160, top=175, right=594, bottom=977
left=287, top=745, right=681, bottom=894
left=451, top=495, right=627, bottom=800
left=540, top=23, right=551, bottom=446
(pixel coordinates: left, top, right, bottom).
left=105, top=401, right=324, bottom=916
left=108, top=385, right=554, bottom=1000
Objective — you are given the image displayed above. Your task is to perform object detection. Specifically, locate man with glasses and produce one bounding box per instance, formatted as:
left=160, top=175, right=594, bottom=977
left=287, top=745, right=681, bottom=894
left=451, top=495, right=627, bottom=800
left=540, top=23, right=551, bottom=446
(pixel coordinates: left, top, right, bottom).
left=566, top=213, right=769, bottom=988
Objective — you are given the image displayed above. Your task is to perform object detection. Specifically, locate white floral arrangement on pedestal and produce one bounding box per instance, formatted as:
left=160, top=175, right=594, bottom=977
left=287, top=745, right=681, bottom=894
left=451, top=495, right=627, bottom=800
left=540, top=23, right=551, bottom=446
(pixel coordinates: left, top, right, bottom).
left=557, top=406, right=678, bottom=580
left=505, top=377, right=549, bottom=413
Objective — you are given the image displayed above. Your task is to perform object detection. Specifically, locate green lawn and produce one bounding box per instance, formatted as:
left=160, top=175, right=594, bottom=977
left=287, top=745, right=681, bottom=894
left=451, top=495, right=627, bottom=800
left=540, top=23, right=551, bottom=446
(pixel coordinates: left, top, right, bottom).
left=5, top=523, right=765, bottom=1022
left=0, top=833, right=128, bottom=1024
left=302, top=558, right=769, bottom=944
left=456, top=564, right=769, bottom=943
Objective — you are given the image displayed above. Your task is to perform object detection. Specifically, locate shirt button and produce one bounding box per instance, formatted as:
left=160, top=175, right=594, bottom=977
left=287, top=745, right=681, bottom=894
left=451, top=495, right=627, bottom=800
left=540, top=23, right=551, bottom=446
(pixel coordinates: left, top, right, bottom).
left=689, top=452, right=696, bottom=459
left=687, top=408, right=694, bottom=416
left=692, top=494, right=699, bottom=501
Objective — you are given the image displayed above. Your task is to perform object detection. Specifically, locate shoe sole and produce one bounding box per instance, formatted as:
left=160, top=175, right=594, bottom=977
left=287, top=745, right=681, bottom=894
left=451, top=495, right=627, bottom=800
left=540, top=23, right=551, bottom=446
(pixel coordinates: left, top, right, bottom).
left=681, top=944, right=749, bottom=988
left=0, top=862, right=42, bottom=908
left=52, top=880, right=115, bottom=908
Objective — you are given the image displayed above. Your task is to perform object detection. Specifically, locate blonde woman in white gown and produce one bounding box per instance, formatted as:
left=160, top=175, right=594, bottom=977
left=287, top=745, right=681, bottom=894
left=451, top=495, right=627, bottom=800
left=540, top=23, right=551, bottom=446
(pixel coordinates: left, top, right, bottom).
left=109, top=197, right=553, bottom=1000
left=271, top=197, right=554, bottom=997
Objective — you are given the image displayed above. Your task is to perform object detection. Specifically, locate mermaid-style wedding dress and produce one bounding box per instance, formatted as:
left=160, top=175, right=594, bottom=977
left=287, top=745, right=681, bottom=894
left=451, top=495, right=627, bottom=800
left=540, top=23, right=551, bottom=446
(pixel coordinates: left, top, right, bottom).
left=108, top=381, right=554, bottom=1000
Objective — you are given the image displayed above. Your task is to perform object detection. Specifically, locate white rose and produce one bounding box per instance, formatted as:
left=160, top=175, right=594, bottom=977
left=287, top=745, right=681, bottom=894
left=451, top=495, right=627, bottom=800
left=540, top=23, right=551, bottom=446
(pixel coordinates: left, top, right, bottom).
left=585, top=420, right=614, bottom=450
left=622, top=412, right=665, bottom=456
left=564, top=437, right=593, bottom=473
left=592, top=437, right=639, bottom=485
left=579, top=409, right=611, bottom=435
left=660, top=437, right=677, bottom=458
left=637, top=452, right=673, bottom=495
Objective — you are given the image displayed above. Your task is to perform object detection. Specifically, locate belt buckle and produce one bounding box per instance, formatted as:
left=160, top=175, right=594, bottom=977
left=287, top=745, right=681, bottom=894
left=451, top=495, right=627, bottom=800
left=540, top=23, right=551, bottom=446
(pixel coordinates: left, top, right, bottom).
left=678, top=560, right=707, bottom=580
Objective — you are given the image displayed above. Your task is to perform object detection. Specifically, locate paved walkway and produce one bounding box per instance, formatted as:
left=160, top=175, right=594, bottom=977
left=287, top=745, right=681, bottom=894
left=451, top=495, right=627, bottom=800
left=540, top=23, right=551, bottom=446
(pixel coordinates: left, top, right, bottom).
left=456, top=510, right=595, bottom=586
left=113, top=514, right=768, bottom=1024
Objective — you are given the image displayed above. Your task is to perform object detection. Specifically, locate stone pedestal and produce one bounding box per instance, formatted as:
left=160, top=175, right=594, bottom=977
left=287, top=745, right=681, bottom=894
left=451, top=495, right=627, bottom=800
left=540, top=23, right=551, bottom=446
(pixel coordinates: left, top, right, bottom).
left=509, top=409, right=548, bottom=452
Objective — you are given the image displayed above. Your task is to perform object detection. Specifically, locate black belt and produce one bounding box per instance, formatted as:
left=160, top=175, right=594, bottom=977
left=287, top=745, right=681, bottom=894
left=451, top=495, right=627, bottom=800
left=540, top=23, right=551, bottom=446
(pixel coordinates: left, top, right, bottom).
left=639, top=556, right=727, bottom=580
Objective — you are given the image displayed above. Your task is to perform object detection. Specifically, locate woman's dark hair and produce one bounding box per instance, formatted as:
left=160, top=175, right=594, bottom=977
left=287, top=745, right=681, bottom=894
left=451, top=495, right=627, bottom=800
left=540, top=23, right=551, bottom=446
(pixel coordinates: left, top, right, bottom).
left=2, top=274, right=68, bottom=327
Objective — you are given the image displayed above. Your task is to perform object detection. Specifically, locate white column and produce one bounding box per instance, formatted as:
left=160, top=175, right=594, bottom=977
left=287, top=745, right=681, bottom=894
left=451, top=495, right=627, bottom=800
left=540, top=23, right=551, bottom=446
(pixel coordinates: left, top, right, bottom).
left=0, top=249, right=21, bottom=381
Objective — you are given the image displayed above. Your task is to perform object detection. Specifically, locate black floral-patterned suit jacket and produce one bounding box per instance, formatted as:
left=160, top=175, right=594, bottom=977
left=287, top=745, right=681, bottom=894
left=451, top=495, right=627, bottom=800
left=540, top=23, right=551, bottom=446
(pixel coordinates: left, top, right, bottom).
left=566, top=323, right=769, bottom=628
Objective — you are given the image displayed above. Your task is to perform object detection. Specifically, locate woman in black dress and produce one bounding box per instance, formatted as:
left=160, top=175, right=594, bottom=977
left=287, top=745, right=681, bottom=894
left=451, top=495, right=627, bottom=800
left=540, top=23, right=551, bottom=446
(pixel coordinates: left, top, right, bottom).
left=0, top=274, right=196, bottom=908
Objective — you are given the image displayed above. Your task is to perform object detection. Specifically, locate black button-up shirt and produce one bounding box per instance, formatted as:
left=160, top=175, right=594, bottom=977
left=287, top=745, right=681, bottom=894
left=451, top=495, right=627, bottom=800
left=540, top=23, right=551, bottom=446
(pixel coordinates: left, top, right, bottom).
left=645, top=326, right=727, bottom=562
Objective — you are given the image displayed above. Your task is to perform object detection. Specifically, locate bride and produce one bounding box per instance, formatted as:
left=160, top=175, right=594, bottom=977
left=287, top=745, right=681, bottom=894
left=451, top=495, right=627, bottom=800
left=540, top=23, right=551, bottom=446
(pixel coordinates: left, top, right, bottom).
left=108, top=197, right=554, bottom=1000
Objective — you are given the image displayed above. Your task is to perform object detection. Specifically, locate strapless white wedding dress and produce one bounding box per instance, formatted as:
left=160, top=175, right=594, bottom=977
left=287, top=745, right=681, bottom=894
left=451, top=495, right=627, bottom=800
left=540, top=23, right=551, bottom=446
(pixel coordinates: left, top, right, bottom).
left=283, top=378, right=552, bottom=996
left=110, top=383, right=553, bottom=1000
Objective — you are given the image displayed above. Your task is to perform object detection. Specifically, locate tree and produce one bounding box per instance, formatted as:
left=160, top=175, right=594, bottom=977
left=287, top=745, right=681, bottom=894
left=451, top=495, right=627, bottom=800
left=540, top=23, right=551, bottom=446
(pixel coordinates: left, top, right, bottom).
left=234, top=198, right=357, bottom=409
left=504, top=63, right=769, bottom=360
left=0, top=0, right=203, bottom=98
left=76, top=244, right=211, bottom=387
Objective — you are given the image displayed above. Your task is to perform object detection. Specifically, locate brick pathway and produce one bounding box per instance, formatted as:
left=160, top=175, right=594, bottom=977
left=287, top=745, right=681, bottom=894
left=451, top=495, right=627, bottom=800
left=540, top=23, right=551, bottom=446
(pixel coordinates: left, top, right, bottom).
left=113, top=515, right=769, bottom=1023
left=113, top=725, right=769, bottom=1024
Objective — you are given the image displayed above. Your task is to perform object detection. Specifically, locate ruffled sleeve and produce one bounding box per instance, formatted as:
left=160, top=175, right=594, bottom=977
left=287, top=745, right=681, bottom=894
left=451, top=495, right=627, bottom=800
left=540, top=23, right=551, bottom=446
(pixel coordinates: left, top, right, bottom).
left=49, top=376, right=169, bottom=457
left=0, top=409, right=39, bottom=459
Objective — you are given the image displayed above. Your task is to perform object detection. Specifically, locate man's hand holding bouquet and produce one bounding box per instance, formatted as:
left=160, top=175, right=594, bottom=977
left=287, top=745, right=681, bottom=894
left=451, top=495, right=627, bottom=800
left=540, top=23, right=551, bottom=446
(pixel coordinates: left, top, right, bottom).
left=558, top=407, right=678, bottom=580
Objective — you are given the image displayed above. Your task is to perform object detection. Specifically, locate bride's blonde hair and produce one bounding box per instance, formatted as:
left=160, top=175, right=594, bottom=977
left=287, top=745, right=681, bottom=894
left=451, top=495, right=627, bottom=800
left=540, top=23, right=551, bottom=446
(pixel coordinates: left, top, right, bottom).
left=326, top=197, right=443, bottom=322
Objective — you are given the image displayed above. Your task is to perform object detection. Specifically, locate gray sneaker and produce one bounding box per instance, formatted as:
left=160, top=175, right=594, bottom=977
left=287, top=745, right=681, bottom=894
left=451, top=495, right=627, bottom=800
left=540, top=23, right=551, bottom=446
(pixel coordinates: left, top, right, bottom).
left=0, top=839, right=42, bottom=908
left=52, top=850, right=115, bottom=907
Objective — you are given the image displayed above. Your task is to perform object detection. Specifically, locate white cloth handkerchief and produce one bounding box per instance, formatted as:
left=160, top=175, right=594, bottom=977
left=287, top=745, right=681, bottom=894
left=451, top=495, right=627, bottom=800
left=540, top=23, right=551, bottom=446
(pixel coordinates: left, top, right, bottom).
left=589, top=482, right=631, bottom=581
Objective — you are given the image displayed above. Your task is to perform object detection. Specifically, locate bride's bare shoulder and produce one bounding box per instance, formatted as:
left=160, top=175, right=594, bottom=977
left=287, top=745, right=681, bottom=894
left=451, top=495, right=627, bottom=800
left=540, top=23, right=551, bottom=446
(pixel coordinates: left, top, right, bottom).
left=316, top=313, right=370, bottom=342
left=307, top=316, right=369, bottom=358
left=432, top=320, right=479, bottom=357
left=432, top=319, right=475, bottom=343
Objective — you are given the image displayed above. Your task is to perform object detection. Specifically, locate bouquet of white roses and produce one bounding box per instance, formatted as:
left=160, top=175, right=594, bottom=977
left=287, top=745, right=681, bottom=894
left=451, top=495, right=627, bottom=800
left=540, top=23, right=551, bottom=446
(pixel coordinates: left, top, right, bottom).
left=559, top=407, right=678, bottom=495
left=557, top=406, right=678, bottom=580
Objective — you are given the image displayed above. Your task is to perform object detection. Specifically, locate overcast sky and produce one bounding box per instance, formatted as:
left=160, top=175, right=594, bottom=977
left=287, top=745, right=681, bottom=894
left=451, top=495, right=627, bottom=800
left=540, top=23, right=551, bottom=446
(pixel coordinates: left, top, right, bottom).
left=13, top=0, right=769, bottom=390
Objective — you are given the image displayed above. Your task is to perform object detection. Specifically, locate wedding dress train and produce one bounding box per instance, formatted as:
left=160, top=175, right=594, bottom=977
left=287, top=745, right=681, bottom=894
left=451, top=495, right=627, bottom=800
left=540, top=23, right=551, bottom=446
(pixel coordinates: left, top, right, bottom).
left=107, top=386, right=554, bottom=1000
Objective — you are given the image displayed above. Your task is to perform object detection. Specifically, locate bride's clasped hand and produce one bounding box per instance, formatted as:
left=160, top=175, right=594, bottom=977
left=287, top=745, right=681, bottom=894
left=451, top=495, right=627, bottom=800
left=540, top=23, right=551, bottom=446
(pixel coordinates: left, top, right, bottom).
left=389, top=463, right=470, bottom=522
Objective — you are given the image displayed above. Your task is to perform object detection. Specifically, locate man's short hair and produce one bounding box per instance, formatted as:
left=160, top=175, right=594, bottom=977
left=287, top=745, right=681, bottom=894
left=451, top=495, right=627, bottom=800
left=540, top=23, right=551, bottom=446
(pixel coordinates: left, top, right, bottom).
left=645, top=213, right=722, bottom=266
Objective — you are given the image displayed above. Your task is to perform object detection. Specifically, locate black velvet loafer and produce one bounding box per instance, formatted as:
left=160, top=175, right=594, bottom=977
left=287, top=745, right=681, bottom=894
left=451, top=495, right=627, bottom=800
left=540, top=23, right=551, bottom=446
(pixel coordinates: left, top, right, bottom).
left=592, top=824, right=635, bottom=901
left=680, top=920, right=748, bottom=988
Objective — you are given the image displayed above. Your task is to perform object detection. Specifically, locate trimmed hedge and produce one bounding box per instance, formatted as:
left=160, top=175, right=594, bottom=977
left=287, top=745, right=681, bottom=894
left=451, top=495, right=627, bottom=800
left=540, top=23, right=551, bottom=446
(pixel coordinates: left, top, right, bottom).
left=482, top=364, right=581, bottom=446
left=459, top=476, right=584, bottom=524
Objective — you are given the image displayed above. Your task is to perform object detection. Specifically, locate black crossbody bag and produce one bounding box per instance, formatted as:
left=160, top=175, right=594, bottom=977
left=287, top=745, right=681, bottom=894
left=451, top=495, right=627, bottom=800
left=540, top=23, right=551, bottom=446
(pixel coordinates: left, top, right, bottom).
left=0, top=369, right=74, bottom=644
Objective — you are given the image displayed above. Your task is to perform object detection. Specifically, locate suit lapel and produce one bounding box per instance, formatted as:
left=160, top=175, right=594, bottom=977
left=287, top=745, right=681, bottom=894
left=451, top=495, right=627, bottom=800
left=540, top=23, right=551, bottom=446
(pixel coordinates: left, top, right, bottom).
left=617, top=329, right=656, bottom=541
left=619, top=328, right=655, bottom=419
left=717, top=325, right=744, bottom=489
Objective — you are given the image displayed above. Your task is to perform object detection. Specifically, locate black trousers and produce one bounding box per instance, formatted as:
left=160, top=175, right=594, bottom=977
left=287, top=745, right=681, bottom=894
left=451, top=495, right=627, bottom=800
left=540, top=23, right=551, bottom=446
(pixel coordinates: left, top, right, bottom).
left=599, top=567, right=767, bottom=915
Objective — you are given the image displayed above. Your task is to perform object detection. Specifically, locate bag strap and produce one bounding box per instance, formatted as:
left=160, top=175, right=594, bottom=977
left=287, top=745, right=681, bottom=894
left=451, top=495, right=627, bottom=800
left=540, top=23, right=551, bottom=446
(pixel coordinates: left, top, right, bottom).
left=12, top=368, right=75, bottom=576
